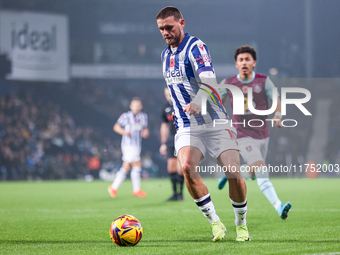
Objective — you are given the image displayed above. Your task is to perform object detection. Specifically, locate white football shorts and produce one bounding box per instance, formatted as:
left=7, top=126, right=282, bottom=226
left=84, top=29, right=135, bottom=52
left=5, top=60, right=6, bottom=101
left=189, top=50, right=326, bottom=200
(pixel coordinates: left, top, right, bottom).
left=121, top=146, right=141, bottom=163
left=238, top=136, right=269, bottom=165
left=174, top=124, right=239, bottom=159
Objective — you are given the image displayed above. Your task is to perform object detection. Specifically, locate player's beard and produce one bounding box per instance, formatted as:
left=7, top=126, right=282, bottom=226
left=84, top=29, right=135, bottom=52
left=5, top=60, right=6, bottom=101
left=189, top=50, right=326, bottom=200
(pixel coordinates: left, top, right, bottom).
left=241, top=67, right=252, bottom=79
left=165, top=31, right=182, bottom=47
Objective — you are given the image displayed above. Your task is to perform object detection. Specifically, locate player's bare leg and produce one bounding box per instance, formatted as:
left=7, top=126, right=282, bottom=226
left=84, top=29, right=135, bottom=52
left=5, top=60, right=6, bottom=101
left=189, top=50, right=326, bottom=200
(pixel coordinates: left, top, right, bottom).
left=217, top=149, right=250, bottom=241
left=178, top=146, right=226, bottom=242
left=177, top=146, right=207, bottom=198
left=122, top=161, right=132, bottom=171
left=217, top=150, right=246, bottom=202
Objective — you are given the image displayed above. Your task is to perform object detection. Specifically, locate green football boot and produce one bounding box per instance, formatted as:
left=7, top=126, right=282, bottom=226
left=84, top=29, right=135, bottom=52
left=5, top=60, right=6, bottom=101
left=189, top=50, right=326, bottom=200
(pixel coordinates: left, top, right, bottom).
left=236, top=225, right=250, bottom=241
left=211, top=221, right=226, bottom=242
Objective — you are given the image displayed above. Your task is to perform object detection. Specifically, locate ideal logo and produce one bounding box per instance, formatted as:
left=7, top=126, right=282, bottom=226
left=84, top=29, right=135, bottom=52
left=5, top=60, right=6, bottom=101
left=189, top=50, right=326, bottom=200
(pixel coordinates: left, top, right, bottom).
left=165, top=68, right=185, bottom=85
left=11, top=22, right=57, bottom=51
left=165, top=68, right=183, bottom=78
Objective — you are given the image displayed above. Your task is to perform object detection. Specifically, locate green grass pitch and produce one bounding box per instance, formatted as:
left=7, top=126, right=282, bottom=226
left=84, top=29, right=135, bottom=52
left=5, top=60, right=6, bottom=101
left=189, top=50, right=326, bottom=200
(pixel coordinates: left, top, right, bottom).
left=0, top=178, right=339, bottom=254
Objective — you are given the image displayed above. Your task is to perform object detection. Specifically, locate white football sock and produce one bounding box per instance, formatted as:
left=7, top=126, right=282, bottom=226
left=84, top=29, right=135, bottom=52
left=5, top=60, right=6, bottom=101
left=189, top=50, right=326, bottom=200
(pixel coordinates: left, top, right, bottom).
left=111, top=167, right=128, bottom=190
left=231, top=199, right=247, bottom=226
left=194, top=193, right=220, bottom=224
left=255, top=166, right=281, bottom=209
left=273, top=200, right=282, bottom=210
left=131, top=167, right=142, bottom=192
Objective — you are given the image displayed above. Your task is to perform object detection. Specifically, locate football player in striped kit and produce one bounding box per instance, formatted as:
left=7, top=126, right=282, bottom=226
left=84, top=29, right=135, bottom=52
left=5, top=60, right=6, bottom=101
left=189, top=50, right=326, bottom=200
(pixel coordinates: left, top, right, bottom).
left=156, top=6, right=250, bottom=242
left=108, top=97, right=149, bottom=198
left=218, top=45, right=292, bottom=219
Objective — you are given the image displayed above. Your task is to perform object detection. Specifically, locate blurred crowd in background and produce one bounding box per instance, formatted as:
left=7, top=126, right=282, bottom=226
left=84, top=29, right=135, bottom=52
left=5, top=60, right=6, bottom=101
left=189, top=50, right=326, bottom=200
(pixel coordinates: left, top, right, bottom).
left=0, top=80, right=163, bottom=181
left=0, top=91, right=115, bottom=180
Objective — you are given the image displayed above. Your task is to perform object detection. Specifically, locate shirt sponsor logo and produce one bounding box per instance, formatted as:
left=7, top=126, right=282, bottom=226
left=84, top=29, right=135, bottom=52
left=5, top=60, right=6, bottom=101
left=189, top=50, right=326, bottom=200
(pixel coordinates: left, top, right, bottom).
left=165, top=68, right=183, bottom=78
left=195, top=54, right=211, bottom=64
left=202, top=54, right=211, bottom=63
left=164, top=68, right=185, bottom=85
left=195, top=55, right=203, bottom=64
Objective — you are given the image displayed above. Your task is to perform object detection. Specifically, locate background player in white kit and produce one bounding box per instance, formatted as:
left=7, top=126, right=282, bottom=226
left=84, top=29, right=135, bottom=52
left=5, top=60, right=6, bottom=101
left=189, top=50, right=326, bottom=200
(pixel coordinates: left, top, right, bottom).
left=218, top=45, right=292, bottom=219
left=156, top=6, right=250, bottom=242
left=108, top=97, right=149, bottom=198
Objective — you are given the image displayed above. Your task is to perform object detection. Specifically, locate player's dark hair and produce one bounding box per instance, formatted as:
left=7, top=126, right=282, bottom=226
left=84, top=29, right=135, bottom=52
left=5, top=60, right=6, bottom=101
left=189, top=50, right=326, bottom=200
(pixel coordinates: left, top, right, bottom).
left=131, top=97, right=142, bottom=103
left=156, top=6, right=183, bottom=21
left=234, top=45, right=257, bottom=61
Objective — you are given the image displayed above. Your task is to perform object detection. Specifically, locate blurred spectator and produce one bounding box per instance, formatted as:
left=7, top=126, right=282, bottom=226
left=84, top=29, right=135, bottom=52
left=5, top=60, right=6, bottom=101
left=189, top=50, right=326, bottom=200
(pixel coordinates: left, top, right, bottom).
left=0, top=91, right=120, bottom=180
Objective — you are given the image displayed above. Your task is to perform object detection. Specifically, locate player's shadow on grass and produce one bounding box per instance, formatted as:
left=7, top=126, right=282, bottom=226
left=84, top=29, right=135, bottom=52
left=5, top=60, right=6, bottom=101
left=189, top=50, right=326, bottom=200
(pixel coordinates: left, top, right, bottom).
left=139, top=239, right=340, bottom=244
left=141, top=239, right=220, bottom=243
left=0, top=240, right=109, bottom=244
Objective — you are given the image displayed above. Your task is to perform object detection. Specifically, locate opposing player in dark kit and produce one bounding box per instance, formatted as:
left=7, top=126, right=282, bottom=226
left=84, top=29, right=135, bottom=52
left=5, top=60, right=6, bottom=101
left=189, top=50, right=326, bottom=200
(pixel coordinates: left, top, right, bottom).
left=160, top=87, right=184, bottom=201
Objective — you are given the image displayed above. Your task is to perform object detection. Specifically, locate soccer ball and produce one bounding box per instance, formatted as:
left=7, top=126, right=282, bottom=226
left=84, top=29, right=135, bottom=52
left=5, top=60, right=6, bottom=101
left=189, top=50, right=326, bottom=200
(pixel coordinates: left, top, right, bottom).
left=109, top=215, right=143, bottom=246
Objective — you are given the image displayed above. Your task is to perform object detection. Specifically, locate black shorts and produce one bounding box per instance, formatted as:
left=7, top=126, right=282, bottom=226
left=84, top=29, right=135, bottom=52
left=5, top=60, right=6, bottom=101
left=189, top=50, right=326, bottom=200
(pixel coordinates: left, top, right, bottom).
left=166, top=138, right=176, bottom=159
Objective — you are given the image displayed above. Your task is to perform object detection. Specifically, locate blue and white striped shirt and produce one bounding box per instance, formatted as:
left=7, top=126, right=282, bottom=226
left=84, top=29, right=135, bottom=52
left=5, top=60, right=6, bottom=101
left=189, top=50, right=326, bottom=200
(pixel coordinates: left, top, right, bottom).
left=161, top=33, right=228, bottom=130
left=117, top=111, right=148, bottom=149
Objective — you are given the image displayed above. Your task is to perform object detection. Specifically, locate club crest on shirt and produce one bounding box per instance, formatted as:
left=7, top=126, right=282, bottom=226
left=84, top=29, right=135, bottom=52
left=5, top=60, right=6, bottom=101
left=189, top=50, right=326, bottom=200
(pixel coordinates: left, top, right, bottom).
left=246, top=146, right=252, bottom=152
left=253, top=84, right=262, bottom=93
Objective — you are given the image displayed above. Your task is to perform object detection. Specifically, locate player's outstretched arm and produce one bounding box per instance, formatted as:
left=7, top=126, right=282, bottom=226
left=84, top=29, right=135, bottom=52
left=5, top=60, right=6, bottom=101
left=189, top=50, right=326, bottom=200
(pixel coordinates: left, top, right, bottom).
left=113, top=123, right=131, bottom=136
